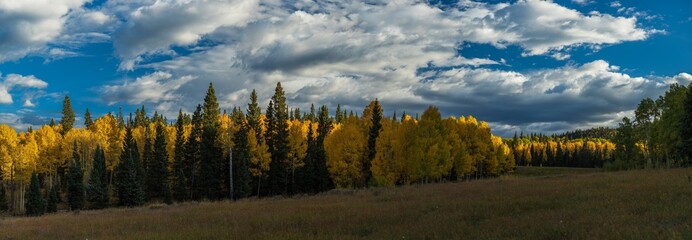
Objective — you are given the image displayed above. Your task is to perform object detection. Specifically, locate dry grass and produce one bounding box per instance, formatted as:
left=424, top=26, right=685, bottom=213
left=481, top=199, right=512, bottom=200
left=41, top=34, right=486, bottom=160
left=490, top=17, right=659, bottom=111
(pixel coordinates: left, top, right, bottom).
left=1, top=168, right=691, bottom=239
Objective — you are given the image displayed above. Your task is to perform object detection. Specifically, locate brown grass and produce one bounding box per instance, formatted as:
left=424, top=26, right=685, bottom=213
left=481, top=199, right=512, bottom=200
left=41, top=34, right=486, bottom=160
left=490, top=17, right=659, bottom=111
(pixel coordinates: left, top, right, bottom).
left=1, top=168, right=691, bottom=239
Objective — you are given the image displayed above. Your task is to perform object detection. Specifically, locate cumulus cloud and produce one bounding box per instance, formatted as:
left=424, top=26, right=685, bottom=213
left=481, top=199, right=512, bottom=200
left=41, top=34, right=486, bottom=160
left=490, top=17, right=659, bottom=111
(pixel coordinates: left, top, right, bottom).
left=0, top=74, right=49, bottom=105
left=113, top=0, right=260, bottom=70
left=414, top=60, right=689, bottom=135
left=0, top=0, right=89, bottom=62
left=101, top=71, right=196, bottom=106
left=92, top=0, right=669, bottom=136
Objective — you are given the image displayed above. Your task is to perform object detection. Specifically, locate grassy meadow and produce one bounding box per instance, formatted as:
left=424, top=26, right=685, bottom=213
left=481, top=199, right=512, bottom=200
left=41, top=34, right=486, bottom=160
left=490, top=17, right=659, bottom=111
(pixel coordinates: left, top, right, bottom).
left=1, top=167, right=691, bottom=239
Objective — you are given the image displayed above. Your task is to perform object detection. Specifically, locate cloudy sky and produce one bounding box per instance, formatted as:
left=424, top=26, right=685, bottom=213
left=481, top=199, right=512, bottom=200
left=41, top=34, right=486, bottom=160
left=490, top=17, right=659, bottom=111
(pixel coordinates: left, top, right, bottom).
left=0, top=0, right=689, bottom=136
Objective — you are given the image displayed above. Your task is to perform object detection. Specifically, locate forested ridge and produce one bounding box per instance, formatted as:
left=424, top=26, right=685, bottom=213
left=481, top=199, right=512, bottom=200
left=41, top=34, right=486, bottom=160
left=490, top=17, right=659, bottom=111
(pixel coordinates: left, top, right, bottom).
left=1, top=82, right=691, bottom=216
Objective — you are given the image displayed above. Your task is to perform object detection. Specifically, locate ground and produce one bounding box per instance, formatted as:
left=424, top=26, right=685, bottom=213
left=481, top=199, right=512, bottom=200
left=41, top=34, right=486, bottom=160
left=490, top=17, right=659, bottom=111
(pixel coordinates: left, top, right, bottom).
left=1, top=167, right=691, bottom=239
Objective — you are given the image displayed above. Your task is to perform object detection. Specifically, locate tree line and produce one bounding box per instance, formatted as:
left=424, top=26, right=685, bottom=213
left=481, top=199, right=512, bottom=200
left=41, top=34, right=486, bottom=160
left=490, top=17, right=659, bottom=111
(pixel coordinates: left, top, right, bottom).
left=0, top=82, right=514, bottom=216
left=611, top=83, right=692, bottom=170
left=506, top=133, right=615, bottom=168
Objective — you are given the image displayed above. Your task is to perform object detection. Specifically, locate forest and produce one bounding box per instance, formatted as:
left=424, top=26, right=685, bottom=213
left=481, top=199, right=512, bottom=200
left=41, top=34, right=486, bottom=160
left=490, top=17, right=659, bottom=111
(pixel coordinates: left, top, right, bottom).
left=1, top=82, right=691, bottom=216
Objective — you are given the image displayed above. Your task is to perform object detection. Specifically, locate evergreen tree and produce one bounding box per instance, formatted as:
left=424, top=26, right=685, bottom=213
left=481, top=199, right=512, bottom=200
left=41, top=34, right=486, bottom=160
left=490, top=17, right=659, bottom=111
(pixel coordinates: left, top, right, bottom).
left=84, top=108, right=93, bottom=130
left=142, top=126, right=153, bottom=197
left=60, top=95, right=75, bottom=135
left=232, top=110, right=252, bottom=199
left=247, top=89, right=263, bottom=141
left=173, top=109, right=188, bottom=201
left=115, top=121, right=145, bottom=207
left=300, top=122, right=317, bottom=193
left=67, top=142, right=85, bottom=211
left=87, top=146, right=109, bottom=209
left=25, top=172, right=44, bottom=216
left=186, top=105, right=203, bottom=200
left=365, top=99, right=383, bottom=184
left=266, top=82, right=290, bottom=195
left=198, top=83, right=223, bottom=199
left=46, top=185, right=59, bottom=213
left=314, top=105, right=333, bottom=192
left=116, top=107, right=125, bottom=129
left=147, top=123, right=170, bottom=200
left=335, top=104, right=343, bottom=123
left=49, top=118, right=56, bottom=127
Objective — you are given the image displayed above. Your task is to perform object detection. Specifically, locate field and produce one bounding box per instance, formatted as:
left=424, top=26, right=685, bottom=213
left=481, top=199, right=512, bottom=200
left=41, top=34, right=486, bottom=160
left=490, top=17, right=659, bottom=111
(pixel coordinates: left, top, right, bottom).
left=1, top=167, right=691, bottom=239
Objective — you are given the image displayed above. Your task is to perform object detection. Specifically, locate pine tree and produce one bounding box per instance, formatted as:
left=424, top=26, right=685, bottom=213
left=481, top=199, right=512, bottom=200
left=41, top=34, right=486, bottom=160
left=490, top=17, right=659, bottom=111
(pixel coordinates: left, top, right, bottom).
left=314, top=105, right=333, bottom=192
left=60, top=95, right=75, bottom=135
left=25, top=172, right=44, bottom=216
left=198, top=83, right=223, bottom=199
left=232, top=110, right=252, bottom=199
left=147, top=123, right=170, bottom=200
left=266, top=82, right=290, bottom=195
left=142, top=126, right=153, bottom=188
left=84, top=108, right=94, bottom=130
left=173, top=109, right=188, bottom=201
left=365, top=99, right=383, bottom=184
left=46, top=185, right=59, bottom=213
left=115, top=121, right=145, bottom=207
left=335, top=104, right=343, bottom=123
left=87, top=146, right=109, bottom=209
left=186, top=105, right=203, bottom=200
left=247, top=89, right=263, bottom=142
left=300, top=122, right=316, bottom=193
left=49, top=118, right=56, bottom=127
left=67, top=142, right=85, bottom=211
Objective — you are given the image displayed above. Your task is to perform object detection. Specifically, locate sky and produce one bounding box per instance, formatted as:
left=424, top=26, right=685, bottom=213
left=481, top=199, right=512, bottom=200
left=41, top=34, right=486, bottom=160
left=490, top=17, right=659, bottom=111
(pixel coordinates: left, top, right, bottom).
left=0, top=0, right=690, bottom=137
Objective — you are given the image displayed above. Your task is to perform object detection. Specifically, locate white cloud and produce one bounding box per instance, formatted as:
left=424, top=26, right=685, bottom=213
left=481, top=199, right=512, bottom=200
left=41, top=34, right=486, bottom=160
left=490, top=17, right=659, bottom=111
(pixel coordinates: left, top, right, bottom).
left=414, top=60, right=690, bottom=134
left=0, top=74, right=49, bottom=104
left=113, top=0, right=261, bottom=70
left=571, top=0, right=592, bottom=6
left=0, top=0, right=89, bottom=62
left=101, top=71, right=196, bottom=106
left=89, top=0, right=666, bottom=135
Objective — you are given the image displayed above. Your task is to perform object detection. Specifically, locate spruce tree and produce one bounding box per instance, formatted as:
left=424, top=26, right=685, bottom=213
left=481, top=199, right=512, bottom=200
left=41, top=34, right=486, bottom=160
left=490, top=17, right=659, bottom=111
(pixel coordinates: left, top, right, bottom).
left=314, top=105, right=333, bottom=192
left=335, top=104, right=343, bottom=123
left=173, top=109, right=188, bottom=201
left=46, top=185, right=59, bottom=213
left=266, top=82, right=290, bottom=195
left=365, top=99, right=383, bottom=184
left=60, top=95, right=75, bottom=135
left=199, top=83, right=223, bottom=199
left=84, top=108, right=93, bottom=130
left=25, top=172, right=44, bottom=216
left=67, top=142, right=85, bottom=211
left=300, top=122, right=317, bottom=193
left=142, top=126, right=153, bottom=183
left=247, top=89, right=263, bottom=142
left=147, top=123, right=170, bottom=200
left=186, top=105, right=203, bottom=200
left=115, top=121, right=145, bottom=207
left=87, top=146, right=109, bottom=209
left=232, top=110, right=252, bottom=199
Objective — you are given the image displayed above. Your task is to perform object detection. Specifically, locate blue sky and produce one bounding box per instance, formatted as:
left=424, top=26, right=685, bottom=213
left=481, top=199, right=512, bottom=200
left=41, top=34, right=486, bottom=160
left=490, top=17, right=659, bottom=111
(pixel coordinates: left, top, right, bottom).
left=0, top=0, right=689, bottom=136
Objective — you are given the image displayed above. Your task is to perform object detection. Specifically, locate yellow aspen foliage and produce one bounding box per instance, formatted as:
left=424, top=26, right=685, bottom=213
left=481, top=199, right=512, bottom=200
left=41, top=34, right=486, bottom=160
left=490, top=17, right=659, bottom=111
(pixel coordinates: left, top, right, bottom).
left=33, top=125, right=61, bottom=174
left=92, top=114, right=124, bottom=171
left=0, top=125, right=18, bottom=181
left=324, top=118, right=367, bottom=188
left=287, top=119, right=308, bottom=171
left=396, top=116, right=424, bottom=184
left=248, top=129, right=271, bottom=178
left=61, top=129, right=100, bottom=170
left=15, top=132, right=39, bottom=182
left=371, top=120, right=402, bottom=186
